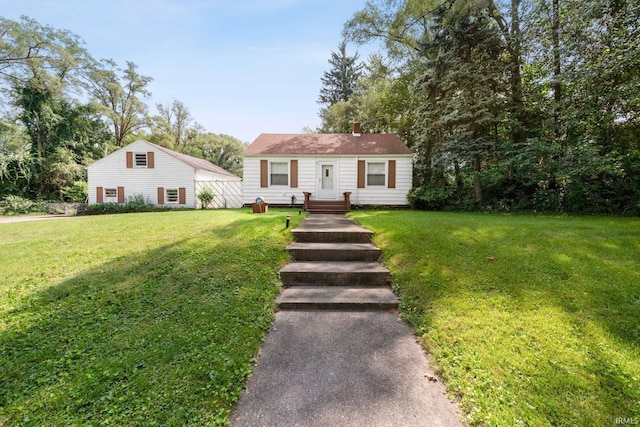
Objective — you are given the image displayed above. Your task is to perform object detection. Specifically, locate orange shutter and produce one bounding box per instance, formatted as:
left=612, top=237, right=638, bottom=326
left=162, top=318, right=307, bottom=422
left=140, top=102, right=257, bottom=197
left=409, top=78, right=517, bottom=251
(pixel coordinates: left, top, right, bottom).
left=357, top=160, right=366, bottom=188
left=178, top=187, right=186, bottom=205
left=147, top=152, right=154, bottom=168
left=126, top=152, right=133, bottom=168
left=157, top=187, right=164, bottom=204
left=260, top=160, right=268, bottom=188
left=96, top=187, right=103, bottom=203
left=290, top=160, right=298, bottom=188
left=388, top=160, right=396, bottom=189
left=117, top=187, right=125, bottom=204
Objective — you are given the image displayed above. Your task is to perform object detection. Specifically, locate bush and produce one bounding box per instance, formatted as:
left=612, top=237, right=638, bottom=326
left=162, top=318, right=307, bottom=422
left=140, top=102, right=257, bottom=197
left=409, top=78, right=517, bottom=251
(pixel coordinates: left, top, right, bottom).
left=197, top=188, right=215, bottom=209
left=62, top=181, right=88, bottom=203
left=1, top=195, right=34, bottom=215
left=83, top=195, right=178, bottom=215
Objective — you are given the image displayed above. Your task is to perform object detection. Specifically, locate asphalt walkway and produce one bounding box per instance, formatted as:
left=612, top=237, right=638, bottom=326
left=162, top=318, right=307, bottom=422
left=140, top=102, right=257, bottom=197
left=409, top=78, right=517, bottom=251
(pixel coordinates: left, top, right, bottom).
left=230, top=215, right=463, bottom=427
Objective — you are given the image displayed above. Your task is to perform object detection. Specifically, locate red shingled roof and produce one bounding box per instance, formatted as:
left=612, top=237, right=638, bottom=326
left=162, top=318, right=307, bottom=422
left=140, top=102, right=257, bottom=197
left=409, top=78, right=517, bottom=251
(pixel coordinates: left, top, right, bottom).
left=244, top=133, right=413, bottom=156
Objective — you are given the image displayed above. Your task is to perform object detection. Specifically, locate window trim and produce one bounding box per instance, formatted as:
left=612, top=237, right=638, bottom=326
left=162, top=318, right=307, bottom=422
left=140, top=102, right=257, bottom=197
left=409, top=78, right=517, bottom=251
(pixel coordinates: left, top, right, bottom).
left=165, top=188, right=179, bottom=203
left=366, top=162, right=386, bottom=186
left=134, top=152, right=148, bottom=168
left=104, top=187, right=118, bottom=201
left=269, top=161, right=289, bottom=186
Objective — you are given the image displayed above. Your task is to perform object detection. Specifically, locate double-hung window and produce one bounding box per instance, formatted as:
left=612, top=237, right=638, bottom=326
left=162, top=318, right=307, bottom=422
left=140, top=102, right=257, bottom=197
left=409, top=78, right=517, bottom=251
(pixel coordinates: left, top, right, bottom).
left=270, top=162, right=289, bottom=186
left=367, top=162, right=386, bottom=186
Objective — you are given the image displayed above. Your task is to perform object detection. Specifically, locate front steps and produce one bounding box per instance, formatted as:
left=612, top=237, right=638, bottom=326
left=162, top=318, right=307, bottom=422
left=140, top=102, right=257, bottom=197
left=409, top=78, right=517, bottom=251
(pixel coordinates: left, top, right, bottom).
left=277, top=214, right=399, bottom=311
left=305, top=200, right=350, bottom=214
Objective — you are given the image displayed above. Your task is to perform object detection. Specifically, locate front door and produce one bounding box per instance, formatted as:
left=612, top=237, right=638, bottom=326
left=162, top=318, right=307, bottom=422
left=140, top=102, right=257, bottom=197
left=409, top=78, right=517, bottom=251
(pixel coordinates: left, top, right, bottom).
left=316, top=162, right=337, bottom=200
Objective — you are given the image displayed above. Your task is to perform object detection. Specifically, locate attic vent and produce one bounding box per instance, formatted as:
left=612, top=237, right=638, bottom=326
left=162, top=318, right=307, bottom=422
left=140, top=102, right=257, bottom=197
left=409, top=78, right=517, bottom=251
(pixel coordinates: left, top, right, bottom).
left=352, top=122, right=361, bottom=137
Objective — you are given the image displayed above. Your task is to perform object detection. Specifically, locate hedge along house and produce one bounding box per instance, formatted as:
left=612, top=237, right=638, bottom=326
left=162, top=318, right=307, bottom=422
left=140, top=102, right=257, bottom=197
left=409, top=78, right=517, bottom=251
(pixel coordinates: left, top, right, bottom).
left=87, top=140, right=243, bottom=208
left=243, top=124, right=413, bottom=212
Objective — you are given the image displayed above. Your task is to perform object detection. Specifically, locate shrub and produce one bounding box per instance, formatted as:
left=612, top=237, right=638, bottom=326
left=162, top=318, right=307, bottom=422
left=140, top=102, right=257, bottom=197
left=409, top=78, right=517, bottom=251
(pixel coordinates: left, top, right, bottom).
left=1, top=195, right=34, bottom=215
left=62, top=181, right=88, bottom=203
left=197, top=188, right=215, bottom=209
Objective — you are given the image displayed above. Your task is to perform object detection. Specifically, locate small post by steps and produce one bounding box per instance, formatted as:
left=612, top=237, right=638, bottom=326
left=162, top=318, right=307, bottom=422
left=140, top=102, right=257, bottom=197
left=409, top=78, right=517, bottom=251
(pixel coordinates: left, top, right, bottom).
left=286, top=215, right=291, bottom=228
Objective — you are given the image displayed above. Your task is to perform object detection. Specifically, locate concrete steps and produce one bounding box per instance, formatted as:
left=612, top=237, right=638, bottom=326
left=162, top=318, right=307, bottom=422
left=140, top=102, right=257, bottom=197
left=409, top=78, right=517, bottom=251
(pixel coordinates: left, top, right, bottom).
left=286, top=242, right=381, bottom=262
left=280, top=262, right=390, bottom=287
left=277, top=286, right=399, bottom=310
left=278, top=214, right=398, bottom=311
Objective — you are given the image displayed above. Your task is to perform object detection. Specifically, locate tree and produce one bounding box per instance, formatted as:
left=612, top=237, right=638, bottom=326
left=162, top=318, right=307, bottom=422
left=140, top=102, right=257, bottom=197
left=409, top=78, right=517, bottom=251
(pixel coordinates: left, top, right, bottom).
left=149, top=99, right=202, bottom=153
left=85, top=59, right=152, bottom=146
left=416, top=0, right=507, bottom=205
left=188, top=133, right=245, bottom=177
left=0, top=16, right=89, bottom=91
left=318, top=41, right=364, bottom=106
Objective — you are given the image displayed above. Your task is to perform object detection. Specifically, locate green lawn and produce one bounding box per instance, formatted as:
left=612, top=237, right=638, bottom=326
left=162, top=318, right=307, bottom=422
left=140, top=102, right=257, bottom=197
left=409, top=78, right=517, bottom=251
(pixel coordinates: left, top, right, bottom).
left=0, top=209, right=302, bottom=426
left=3, top=210, right=639, bottom=426
left=351, top=210, right=640, bottom=426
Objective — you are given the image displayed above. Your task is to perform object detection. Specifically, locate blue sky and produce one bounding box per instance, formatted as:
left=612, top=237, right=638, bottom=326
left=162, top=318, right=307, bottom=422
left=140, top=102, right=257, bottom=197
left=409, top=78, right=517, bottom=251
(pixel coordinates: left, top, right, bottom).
left=2, top=0, right=370, bottom=142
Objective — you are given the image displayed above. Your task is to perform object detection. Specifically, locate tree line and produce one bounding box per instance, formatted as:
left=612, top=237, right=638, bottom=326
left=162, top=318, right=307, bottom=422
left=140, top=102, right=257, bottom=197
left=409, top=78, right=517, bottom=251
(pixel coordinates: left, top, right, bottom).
left=317, top=0, right=640, bottom=215
left=0, top=16, right=245, bottom=203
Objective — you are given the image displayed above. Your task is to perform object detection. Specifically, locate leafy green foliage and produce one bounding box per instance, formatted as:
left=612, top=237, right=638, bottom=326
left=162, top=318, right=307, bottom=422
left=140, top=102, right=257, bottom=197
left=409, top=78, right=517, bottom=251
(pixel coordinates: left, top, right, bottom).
left=84, top=59, right=152, bottom=147
left=0, top=209, right=302, bottom=426
left=197, top=187, right=215, bottom=209
left=352, top=210, right=640, bottom=426
left=317, top=41, right=363, bottom=106
left=0, top=195, right=35, bottom=215
left=62, top=181, right=88, bottom=203
left=342, top=0, right=640, bottom=215
left=188, top=133, right=245, bottom=177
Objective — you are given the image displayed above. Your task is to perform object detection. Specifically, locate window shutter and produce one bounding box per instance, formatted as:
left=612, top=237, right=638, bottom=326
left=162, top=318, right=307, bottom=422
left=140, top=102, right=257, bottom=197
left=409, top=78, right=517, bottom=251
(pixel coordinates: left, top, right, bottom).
left=357, top=160, right=366, bottom=188
left=178, top=187, right=186, bottom=205
left=147, top=152, right=155, bottom=168
left=157, top=187, right=164, bottom=204
left=117, top=187, right=125, bottom=204
left=290, top=160, right=298, bottom=188
left=126, top=152, right=133, bottom=168
left=96, top=187, right=103, bottom=203
left=388, top=160, right=396, bottom=189
left=260, top=160, right=268, bottom=188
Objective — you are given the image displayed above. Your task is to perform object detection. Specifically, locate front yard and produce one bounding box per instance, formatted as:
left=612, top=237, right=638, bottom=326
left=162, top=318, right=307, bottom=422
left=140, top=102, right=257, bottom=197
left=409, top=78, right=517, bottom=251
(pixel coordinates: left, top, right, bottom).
left=0, top=209, right=300, bottom=426
left=352, top=211, right=640, bottom=426
left=1, top=209, right=638, bottom=426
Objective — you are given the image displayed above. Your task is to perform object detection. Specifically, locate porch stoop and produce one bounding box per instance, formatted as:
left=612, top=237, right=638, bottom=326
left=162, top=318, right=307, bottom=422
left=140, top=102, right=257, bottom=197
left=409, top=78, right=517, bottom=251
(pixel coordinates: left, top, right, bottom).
left=277, top=214, right=399, bottom=311
left=303, top=191, right=351, bottom=214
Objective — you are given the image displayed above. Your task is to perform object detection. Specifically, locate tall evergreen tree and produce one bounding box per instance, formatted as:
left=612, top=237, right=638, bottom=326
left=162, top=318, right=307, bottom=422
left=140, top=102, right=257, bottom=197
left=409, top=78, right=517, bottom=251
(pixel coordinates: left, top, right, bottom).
left=416, top=0, right=507, bottom=205
left=317, top=41, right=363, bottom=106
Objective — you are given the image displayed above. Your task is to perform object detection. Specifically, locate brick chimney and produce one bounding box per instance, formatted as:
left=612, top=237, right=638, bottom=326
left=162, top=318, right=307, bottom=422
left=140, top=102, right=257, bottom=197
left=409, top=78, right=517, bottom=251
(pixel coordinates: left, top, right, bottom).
left=352, top=122, right=361, bottom=137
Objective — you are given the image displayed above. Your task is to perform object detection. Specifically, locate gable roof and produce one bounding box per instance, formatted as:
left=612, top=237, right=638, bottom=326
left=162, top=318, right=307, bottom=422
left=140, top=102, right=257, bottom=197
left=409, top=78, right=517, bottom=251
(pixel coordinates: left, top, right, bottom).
left=142, top=140, right=239, bottom=178
left=244, top=133, right=413, bottom=156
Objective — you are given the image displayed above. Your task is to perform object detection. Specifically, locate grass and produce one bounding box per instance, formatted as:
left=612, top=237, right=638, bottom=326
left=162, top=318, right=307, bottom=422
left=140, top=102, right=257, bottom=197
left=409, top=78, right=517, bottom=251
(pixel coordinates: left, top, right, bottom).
left=0, top=209, right=303, bottom=426
left=350, top=210, right=640, bottom=426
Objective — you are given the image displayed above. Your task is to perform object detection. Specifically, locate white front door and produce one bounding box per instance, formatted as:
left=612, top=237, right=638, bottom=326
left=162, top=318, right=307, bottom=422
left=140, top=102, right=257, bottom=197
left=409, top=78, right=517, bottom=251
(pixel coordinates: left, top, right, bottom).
left=316, top=161, right=338, bottom=200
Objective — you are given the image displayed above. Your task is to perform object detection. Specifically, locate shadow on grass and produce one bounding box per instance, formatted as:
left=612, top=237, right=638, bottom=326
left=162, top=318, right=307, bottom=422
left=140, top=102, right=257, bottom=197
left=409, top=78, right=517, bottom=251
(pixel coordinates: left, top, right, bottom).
left=1, top=214, right=294, bottom=426
left=351, top=210, right=640, bottom=425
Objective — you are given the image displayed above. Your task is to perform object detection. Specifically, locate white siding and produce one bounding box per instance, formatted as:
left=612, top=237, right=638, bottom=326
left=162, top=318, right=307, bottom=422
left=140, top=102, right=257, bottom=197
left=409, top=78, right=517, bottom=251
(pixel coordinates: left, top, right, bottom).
left=353, top=156, right=413, bottom=205
left=88, top=140, right=243, bottom=209
left=243, top=155, right=413, bottom=206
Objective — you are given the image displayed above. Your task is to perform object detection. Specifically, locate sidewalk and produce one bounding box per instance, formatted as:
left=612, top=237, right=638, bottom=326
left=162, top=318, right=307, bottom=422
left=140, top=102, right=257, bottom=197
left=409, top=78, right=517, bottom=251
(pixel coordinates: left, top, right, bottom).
left=230, top=214, right=464, bottom=426
left=230, top=310, right=463, bottom=426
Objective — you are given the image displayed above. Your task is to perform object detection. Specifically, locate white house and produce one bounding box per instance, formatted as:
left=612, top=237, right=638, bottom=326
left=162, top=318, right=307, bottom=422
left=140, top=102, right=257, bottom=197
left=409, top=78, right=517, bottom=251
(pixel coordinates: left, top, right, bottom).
left=243, top=125, right=413, bottom=208
left=88, top=140, right=243, bottom=208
